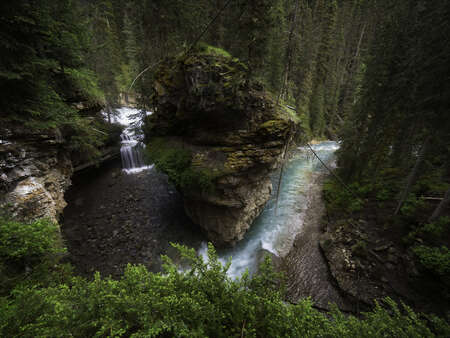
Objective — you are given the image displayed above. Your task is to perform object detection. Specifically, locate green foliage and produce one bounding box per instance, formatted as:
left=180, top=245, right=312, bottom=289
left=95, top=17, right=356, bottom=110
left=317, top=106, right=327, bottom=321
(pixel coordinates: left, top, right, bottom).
left=146, top=138, right=216, bottom=192
left=405, top=217, right=450, bottom=245
left=338, top=0, right=450, bottom=185
left=414, top=169, right=450, bottom=196
left=0, top=0, right=104, bottom=124
left=375, top=187, right=391, bottom=202
left=1, top=240, right=446, bottom=337
left=351, top=240, right=368, bottom=258
left=115, top=64, right=134, bottom=93
left=421, top=217, right=449, bottom=240
left=196, top=43, right=232, bottom=58
left=413, top=245, right=450, bottom=277
left=323, top=179, right=364, bottom=214
left=400, top=195, right=427, bottom=218
left=0, top=217, right=68, bottom=295
left=63, top=68, right=105, bottom=104
left=0, top=217, right=63, bottom=264
left=0, top=0, right=123, bottom=164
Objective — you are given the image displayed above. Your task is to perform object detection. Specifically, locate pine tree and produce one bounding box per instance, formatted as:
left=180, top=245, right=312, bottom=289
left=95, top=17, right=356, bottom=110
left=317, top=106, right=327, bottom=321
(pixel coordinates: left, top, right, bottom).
left=0, top=0, right=103, bottom=126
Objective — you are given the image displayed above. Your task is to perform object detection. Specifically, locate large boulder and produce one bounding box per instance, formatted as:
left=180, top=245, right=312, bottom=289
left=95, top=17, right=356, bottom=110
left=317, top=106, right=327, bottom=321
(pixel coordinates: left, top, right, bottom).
left=145, top=51, right=297, bottom=247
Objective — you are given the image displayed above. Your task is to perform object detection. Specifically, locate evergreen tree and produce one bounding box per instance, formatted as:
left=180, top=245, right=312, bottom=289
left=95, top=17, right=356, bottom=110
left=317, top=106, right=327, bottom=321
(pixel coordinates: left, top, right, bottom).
left=0, top=0, right=103, bottom=127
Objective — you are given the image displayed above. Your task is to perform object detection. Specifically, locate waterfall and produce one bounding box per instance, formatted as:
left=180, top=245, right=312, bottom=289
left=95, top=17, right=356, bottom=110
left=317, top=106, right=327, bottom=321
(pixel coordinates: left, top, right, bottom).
left=198, top=141, right=340, bottom=278
left=114, top=107, right=153, bottom=174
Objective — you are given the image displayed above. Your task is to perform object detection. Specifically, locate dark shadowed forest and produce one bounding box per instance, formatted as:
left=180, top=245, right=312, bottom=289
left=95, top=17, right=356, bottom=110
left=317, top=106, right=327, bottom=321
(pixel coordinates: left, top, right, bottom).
left=1, top=0, right=449, bottom=336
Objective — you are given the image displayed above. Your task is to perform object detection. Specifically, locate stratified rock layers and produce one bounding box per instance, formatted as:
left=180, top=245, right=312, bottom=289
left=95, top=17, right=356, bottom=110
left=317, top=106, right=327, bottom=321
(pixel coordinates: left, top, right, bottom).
left=146, top=53, right=296, bottom=246
left=0, top=125, right=72, bottom=223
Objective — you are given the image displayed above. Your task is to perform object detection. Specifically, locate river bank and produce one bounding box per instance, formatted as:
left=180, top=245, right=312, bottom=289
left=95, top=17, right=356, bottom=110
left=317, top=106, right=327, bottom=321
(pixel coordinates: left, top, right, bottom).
left=283, top=172, right=355, bottom=312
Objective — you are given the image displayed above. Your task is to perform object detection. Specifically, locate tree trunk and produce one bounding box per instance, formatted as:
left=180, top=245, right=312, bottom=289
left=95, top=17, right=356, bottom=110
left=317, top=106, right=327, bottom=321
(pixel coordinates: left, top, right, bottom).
left=394, top=137, right=429, bottom=215
left=428, top=188, right=450, bottom=223
left=280, top=0, right=300, bottom=100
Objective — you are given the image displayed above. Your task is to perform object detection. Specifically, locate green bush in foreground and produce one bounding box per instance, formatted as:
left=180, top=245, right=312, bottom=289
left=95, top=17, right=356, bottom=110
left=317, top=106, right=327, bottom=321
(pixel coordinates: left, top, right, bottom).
left=1, top=218, right=449, bottom=337
left=0, top=217, right=70, bottom=295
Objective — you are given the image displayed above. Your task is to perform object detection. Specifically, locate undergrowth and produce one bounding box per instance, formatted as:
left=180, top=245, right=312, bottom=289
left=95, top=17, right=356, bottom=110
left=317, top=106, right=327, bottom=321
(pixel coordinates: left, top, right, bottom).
left=146, top=138, right=217, bottom=192
left=1, top=217, right=449, bottom=337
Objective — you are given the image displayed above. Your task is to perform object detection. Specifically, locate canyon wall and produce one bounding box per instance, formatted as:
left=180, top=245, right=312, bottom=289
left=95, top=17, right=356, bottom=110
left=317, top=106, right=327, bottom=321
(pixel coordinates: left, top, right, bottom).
left=145, top=52, right=297, bottom=246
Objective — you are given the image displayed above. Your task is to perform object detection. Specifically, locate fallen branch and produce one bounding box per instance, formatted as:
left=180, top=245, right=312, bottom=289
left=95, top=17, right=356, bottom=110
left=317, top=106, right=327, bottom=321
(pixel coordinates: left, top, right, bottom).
left=421, top=197, right=444, bottom=201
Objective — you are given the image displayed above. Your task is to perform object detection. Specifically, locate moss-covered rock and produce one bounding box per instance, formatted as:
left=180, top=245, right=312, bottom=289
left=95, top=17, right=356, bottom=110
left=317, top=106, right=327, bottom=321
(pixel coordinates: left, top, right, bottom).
left=145, top=50, right=297, bottom=247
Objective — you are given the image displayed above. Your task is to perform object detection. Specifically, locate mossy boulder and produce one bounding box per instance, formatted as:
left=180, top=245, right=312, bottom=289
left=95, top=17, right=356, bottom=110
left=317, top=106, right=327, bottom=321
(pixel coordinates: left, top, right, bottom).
left=145, top=50, right=297, bottom=247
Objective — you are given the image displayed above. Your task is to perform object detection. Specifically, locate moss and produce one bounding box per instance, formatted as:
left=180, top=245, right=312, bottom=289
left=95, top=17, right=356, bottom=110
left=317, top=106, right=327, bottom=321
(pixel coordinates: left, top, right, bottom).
left=276, top=98, right=300, bottom=123
left=258, top=119, right=289, bottom=135
left=146, top=138, right=217, bottom=192
left=224, top=150, right=253, bottom=171
left=195, top=42, right=232, bottom=58
left=351, top=240, right=368, bottom=258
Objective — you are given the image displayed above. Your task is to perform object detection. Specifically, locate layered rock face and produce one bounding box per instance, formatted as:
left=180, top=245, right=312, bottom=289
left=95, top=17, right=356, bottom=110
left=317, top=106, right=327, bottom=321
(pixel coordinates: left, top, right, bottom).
left=146, top=52, right=296, bottom=246
left=0, top=124, right=72, bottom=223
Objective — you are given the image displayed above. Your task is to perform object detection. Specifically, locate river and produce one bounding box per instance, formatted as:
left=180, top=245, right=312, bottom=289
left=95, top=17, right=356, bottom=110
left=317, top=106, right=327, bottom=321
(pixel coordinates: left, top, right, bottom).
left=198, top=141, right=340, bottom=278
left=63, top=108, right=343, bottom=307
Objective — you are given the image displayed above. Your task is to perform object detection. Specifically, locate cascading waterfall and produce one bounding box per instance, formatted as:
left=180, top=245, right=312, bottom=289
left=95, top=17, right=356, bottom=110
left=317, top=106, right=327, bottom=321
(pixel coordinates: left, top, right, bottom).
left=198, top=141, right=339, bottom=278
left=114, top=107, right=153, bottom=174
left=120, top=134, right=145, bottom=169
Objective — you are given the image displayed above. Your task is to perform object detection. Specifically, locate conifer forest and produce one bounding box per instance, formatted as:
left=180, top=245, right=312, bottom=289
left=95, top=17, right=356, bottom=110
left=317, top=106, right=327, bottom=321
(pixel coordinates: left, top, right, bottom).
left=0, top=0, right=449, bottom=336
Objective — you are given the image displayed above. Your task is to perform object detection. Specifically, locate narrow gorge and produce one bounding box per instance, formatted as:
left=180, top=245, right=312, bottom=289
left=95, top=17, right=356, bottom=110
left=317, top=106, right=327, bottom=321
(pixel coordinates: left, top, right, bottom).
left=1, top=52, right=349, bottom=309
left=2, top=1, right=449, bottom=335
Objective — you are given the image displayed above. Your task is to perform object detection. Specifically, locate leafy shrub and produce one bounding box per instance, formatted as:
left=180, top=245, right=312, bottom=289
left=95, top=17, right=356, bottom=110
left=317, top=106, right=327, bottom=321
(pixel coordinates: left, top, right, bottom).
left=413, top=169, right=449, bottom=196
left=0, top=217, right=64, bottom=266
left=323, top=179, right=363, bottom=213
left=421, top=217, right=450, bottom=239
left=0, top=217, right=67, bottom=295
left=0, top=242, right=447, bottom=337
left=400, top=194, right=427, bottom=217
left=146, top=138, right=216, bottom=191
left=376, top=188, right=391, bottom=201
left=405, top=217, right=450, bottom=245
left=413, top=245, right=450, bottom=277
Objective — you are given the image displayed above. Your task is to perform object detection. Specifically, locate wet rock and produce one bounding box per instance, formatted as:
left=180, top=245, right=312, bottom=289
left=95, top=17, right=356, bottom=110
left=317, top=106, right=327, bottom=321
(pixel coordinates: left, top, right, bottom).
left=257, top=248, right=282, bottom=272
left=320, top=224, right=383, bottom=307
left=146, top=52, right=297, bottom=247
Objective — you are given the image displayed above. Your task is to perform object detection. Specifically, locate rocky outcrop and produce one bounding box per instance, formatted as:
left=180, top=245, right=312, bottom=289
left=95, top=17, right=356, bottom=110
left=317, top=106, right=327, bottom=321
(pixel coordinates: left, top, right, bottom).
left=319, top=219, right=423, bottom=310
left=283, top=174, right=355, bottom=312
left=0, top=124, right=72, bottom=223
left=145, top=52, right=297, bottom=246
